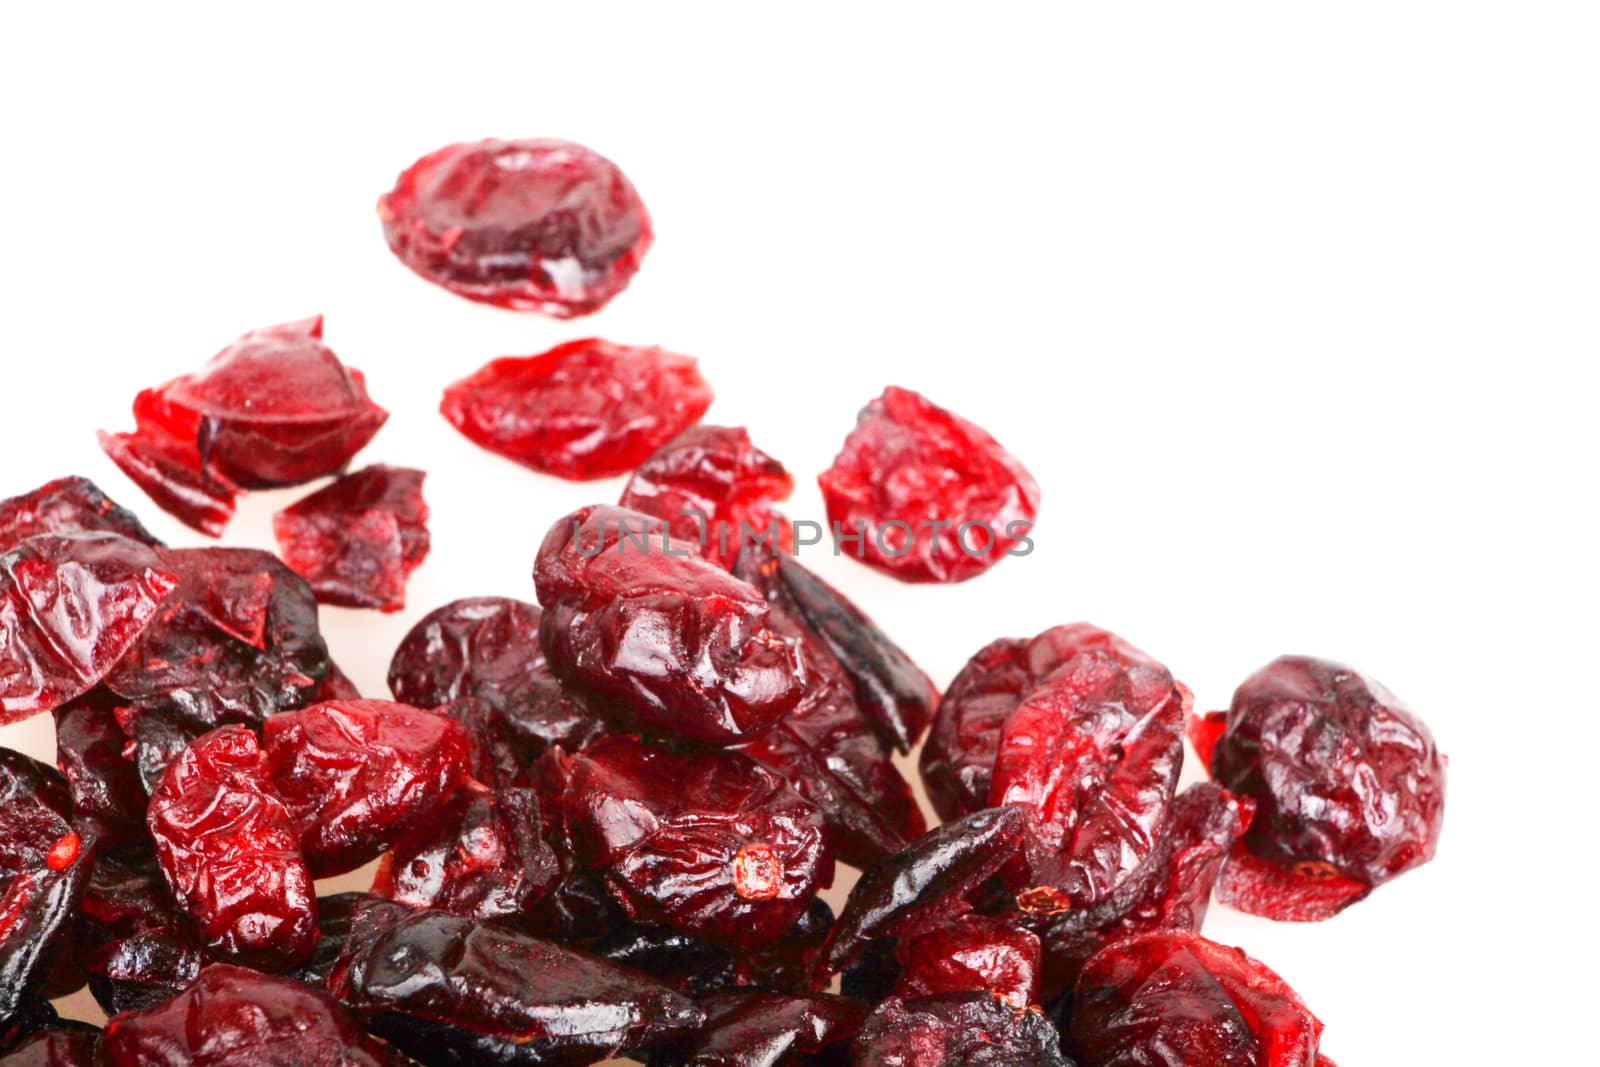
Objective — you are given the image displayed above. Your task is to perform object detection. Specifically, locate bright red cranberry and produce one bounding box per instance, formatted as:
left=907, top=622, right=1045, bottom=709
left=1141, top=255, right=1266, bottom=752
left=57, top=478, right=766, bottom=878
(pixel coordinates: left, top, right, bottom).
left=894, top=915, right=1042, bottom=1009
left=818, top=386, right=1039, bottom=583
left=0, top=477, right=158, bottom=553
left=379, top=137, right=653, bottom=316
left=97, top=430, right=238, bottom=538
left=441, top=339, right=712, bottom=480
left=853, top=993, right=1071, bottom=1066
left=272, top=465, right=429, bottom=612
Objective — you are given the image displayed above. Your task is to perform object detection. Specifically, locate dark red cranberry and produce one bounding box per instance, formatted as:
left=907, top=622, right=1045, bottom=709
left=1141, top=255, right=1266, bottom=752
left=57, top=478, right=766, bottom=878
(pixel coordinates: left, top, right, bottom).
left=658, top=991, right=869, bottom=1067
left=1206, top=655, right=1446, bottom=920
left=0, top=999, right=59, bottom=1054
left=272, top=466, right=429, bottom=612
left=96, top=429, right=238, bottom=538
left=76, top=854, right=206, bottom=1015
left=0, top=1026, right=98, bottom=1066
left=852, top=993, right=1071, bottom=1066
left=312, top=661, right=362, bottom=702
left=0, top=477, right=158, bottom=553
left=52, top=689, right=148, bottom=855
left=534, top=506, right=804, bottom=745
left=565, top=736, right=833, bottom=954
left=100, top=962, right=410, bottom=1066
left=441, top=339, right=713, bottom=480
left=145, top=725, right=317, bottom=970
left=1070, top=930, right=1323, bottom=1066
left=817, top=387, right=1039, bottom=583
left=894, top=915, right=1042, bottom=1009
left=0, top=533, right=177, bottom=725
left=620, top=425, right=794, bottom=569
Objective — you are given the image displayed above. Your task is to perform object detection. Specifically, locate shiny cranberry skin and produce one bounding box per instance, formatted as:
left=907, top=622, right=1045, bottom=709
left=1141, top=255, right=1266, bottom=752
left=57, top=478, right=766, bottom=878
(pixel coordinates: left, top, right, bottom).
left=535, top=505, right=804, bottom=745
left=442, top=339, right=713, bottom=480
left=145, top=725, right=317, bottom=970
left=272, top=466, right=429, bottom=613
left=76, top=855, right=206, bottom=1015
left=52, top=689, right=148, bottom=855
left=818, top=386, right=1039, bottom=583
left=1207, top=655, right=1446, bottom=920
left=0, top=1022, right=99, bottom=1066
left=853, top=993, right=1070, bottom=1067
left=894, top=915, right=1041, bottom=1009
left=97, top=429, right=238, bottom=538
left=0, top=477, right=158, bottom=553
left=379, top=137, right=652, bottom=316
left=1070, top=930, right=1323, bottom=1067
left=659, top=991, right=869, bottom=1067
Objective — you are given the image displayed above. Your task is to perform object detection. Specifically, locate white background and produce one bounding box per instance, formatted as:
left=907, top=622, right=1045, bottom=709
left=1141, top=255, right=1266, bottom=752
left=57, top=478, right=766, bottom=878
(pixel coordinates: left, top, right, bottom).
left=2, top=4, right=1595, bottom=1062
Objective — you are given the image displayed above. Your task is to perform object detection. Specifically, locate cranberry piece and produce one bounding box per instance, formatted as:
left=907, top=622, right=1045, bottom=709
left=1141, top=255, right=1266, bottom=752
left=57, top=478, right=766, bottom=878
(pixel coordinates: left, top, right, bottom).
left=619, top=425, right=794, bottom=569
left=52, top=689, right=148, bottom=855
left=1207, top=656, right=1447, bottom=920
left=0, top=999, right=60, bottom=1054
left=852, top=993, right=1071, bottom=1067
left=328, top=906, right=703, bottom=1065
left=0, top=533, right=177, bottom=724
left=379, top=137, right=653, bottom=316
left=989, top=650, right=1186, bottom=910
left=312, top=661, right=362, bottom=702
left=0, top=477, right=158, bottom=553
left=663, top=991, right=869, bottom=1067
left=77, top=854, right=206, bottom=1015
left=0, top=1022, right=99, bottom=1066
left=272, top=466, right=428, bottom=613
left=535, top=506, right=804, bottom=745
left=261, top=699, right=473, bottom=877
left=565, top=737, right=833, bottom=954
left=894, top=915, right=1042, bottom=1009
left=1070, top=930, right=1323, bottom=1066
left=101, top=962, right=409, bottom=1067
left=442, top=339, right=713, bottom=480
left=818, top=387, right=1039, bottom=583
left=96, top=430, right=238, bottom=538
left=145, top=725, right=317, bottom=970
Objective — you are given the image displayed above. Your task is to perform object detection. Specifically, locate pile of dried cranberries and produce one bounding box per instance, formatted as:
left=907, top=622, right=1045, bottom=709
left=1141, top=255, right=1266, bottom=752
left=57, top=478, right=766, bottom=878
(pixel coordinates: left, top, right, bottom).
left=0, top=136, right=1445, bottom=1067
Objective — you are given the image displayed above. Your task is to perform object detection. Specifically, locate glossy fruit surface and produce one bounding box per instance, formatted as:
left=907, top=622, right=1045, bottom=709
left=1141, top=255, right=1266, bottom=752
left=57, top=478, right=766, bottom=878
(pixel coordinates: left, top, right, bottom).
left=272, top=466, right=429, bottom=612
left=0, top=477, right=158, bottom=553
left=0, top=1021, right=99, bottom=1066
left=894, top=915, right=1041, bottom=1009
left=77, top=855, right=206, bottom=1015
left=852, top=993, right=1070, bottom=1066
left=52, top=690, right=148, bottom=855
left=656, top=991, right=868, bottom=1067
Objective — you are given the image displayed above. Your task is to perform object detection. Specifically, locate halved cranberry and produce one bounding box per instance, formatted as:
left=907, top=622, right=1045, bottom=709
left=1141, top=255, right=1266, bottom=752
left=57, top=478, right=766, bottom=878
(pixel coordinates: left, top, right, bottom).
left=0, top=477, right=158, bottom=553
left=272, top=465, right=429, bottom=612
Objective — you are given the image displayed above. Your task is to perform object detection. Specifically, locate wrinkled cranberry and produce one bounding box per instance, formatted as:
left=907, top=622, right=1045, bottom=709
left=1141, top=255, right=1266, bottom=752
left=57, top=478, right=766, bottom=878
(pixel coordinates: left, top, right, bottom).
left=52, top=690, right=147, bottom=855
left=101, top=962, right=409, bottom=1067
left=0, top=533, right=177, bottom=724
left=442, top=339, right=713, bottom=480
left=566, top=737, right=832, bottom=954
left=1070, top=930, right=1323, bottom=1066
left=0, top=477, right=158, bottom=553
left=853, top=993, right=1070, bottom=1067
left=379, top=137, right=652, bottom=316
left=77, top=854, right=206, bottom=1015
left=894, top=915, right=1041, bottom=1009
left=284, top=892, right=389, bottom=989
left=329, top=905, right=703, bottom=1065
left=620, top=425, right=794, bottom=569
left=535, top=506, right=804, bottom=745
left=272, top=466, right=428, bottom=612
left=818, top=387, right=1039, bottom=583
left=145, top=725, right=317, bottom=970
left=1206, top=655, right=1446, bottom=920
left=261, top=700, right=472, bottom=876
left=97, top=429, right=238, bottom=538
left=656, top=991, right=869, bottom=1067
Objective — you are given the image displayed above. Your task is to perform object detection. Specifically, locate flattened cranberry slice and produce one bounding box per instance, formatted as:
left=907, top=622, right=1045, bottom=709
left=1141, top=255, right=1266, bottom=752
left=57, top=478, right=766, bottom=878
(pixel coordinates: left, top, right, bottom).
left=818, top=386, right=1039, bottom=583
left=442, top=339, right=712, bottom=480
left=0, top=477, right=159, bottom=553
left=379, top=137, right=653, bottom=316
left=273, top=465, right=430, bottom=612
left=97, top=430, right=238, bottom=538
left=894, top=915, right=1042, bottom=1009
left=853, top=993, right=1071, bottom=1067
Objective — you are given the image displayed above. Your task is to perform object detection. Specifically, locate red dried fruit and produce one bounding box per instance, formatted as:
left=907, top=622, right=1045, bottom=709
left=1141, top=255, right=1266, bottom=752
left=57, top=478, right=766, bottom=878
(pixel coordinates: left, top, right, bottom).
left=328, top=906, right=703, bottom=1065
left=272, top=466, right=429, bottom=612
left=534, top=506, right=804, bottom=745
left=1070, top=930, right=1323, bottom=1067
left=261, top=700, right=473, bottom=877
left=0, top=533, right=177, bottom=724
left=379, top=137, right=653, bottom=316
left=0, top=1022, right=99, bottom=1066
left=1206, top=656, right=1446, bottom=920
left=97, top=429, right=238, bottom=538
left=566, top=737, right=832, bottom=955
left=100, top=962, right=410, bottom=1067
left=312, top=661, right=362, bottom=702
left=663, top=991, right=869, bottom=1067
left=77, top=855, right=206, bottom=1015
left=818, top=387, right=1039, bottom=583
left=619, top=425, right=794, bottom=569
left=145, top=725, right=317, bottom=970
left=894, top=915, right=1042, bottom=1009
left=442, top=339, right=712, bottom=480
left=852, top=993, right=1070, bottom=1067
left=52, top=689, right=148, bottom=855
left=0, top=477, right=158, bottom=553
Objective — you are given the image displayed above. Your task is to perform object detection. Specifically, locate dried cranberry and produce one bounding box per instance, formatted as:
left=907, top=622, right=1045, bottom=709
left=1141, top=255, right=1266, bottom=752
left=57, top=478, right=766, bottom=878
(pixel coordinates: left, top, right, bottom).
left=535, top=506, right=804, bottom=745
left=894, top=915, right=1042, bottom=1009
left=442, top=339, right=712, bottom=480
left=0, top=533, right=177, bottom=725
left=96, top=429, right=238, bottom=538
left=100, top=962, right=409, bottom=1066
left=145, top=725, right=317, bottom=970
left=657, top=991, right=869, bottom=1067
left=261, top=700, right=472, bottom=877
left=0, top=1023, right=98, bottom=1066
left=52, top=690, right=147, bottom=855
left=818, top=387, right=1039, bottom=583
left=1206, top=656, right=1446, bottom=920
left=77, top=854, right=206, bottom=1015
left=620, top=425, right=794, bottom=569
left=852, top=993, right=1070, bottom=1066
left=0, top=477, right=158, bottom=553
left=379, top=137, right=652, bottom=316
left=312, top=661, right=362, bottom=702
left=272, top=466, right=428, bottom=613
left=0, top=999, right=59, bottom=1054
left=565, top=737, right=832, bottom=954
left=1070, top=930, right=1323, bottom=1066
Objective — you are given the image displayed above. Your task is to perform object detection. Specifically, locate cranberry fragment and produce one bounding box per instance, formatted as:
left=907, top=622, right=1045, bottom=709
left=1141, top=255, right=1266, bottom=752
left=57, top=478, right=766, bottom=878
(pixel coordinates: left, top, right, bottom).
left=77, top=855, right=207, bottom=1015
left=97, top=430, right=238, bottom=538
left=852, top=993, right=1070, bottom=1067
left=894, top=915, right=1042, bottom=1009
left=379, top=137, right=653, bottom=316
left=145, top=725, right=317, bottom=970
left=1206, top=655, right=1447, bottom=920
left=272, top=466, right=429, bottom=612
left=535, top=506, right=804, bottom=745
left=620, top=425, right=794, bottom=569
left=661, top=991, right=869, bottom=1067
left=818, top=387, right=1039, bottom=583
left=565, top=737, right=832, bottom=954
left=101, top=963, right=409, bottom=1067
left=0, top=533, right=176, bottom=725
left=0, top=1022, right=99, bottom=1066
left=0, top=477, right=158, bottom=553
left=53, top=690, right=148, bottom=855
left=1070, top=930, right=1323, bottom=1066
left=442, top=339, right=713, bottom=480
